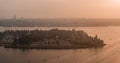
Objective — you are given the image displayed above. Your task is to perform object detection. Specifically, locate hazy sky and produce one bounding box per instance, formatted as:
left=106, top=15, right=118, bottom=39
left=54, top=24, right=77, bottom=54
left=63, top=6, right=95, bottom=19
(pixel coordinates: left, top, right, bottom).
left=1, top=0, right=120, bottom=18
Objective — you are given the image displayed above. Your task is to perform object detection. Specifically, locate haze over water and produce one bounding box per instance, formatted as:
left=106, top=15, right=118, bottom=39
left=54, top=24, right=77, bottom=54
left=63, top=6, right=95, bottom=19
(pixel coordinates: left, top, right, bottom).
left=0, top=26, right=120, bottom=63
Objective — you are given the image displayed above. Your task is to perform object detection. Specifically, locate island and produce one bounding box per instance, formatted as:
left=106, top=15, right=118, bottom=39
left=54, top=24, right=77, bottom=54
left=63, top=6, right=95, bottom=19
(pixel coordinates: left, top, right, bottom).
left=0, top=29, right=106, bottom=49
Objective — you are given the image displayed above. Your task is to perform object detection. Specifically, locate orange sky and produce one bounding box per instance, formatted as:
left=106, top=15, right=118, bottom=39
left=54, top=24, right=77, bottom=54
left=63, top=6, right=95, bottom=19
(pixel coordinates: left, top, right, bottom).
left=0, top=0, right=120, bottom=18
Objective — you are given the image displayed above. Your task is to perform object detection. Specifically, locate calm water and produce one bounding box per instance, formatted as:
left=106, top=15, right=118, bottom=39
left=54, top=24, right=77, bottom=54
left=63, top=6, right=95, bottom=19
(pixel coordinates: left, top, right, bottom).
left=0, top=26, right=120, bottom=63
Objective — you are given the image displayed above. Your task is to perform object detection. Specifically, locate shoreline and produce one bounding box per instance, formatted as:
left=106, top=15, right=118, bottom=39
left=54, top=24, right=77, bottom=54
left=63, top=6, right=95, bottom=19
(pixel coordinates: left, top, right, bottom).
left=3, top=44, right=106, bottom=49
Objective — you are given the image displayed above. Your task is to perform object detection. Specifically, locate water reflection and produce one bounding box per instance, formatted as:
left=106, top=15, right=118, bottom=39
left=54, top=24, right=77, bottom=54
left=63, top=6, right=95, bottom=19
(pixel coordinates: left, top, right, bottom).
left=0, top=46, right=105, bottom=63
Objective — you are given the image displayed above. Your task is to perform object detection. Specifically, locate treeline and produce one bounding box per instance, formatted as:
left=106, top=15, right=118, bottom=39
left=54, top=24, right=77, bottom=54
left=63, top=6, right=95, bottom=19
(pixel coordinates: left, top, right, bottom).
left=0, top=29, right=105, bottom=47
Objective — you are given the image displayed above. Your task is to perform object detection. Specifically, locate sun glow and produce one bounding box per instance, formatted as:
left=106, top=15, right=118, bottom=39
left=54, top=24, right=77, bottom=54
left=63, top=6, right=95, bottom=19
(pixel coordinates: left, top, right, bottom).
left=111, top=0, right=120, bottom=4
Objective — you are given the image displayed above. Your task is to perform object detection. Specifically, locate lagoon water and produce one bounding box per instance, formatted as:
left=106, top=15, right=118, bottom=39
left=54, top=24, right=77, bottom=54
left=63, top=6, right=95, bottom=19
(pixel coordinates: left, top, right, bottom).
left=0, top=26, right=120, bottom=63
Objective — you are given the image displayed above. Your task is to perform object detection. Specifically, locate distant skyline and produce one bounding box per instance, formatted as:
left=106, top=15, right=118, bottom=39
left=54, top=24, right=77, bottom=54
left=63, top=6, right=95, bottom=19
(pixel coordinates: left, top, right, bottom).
left=1, top=0, right=120, bottom=19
